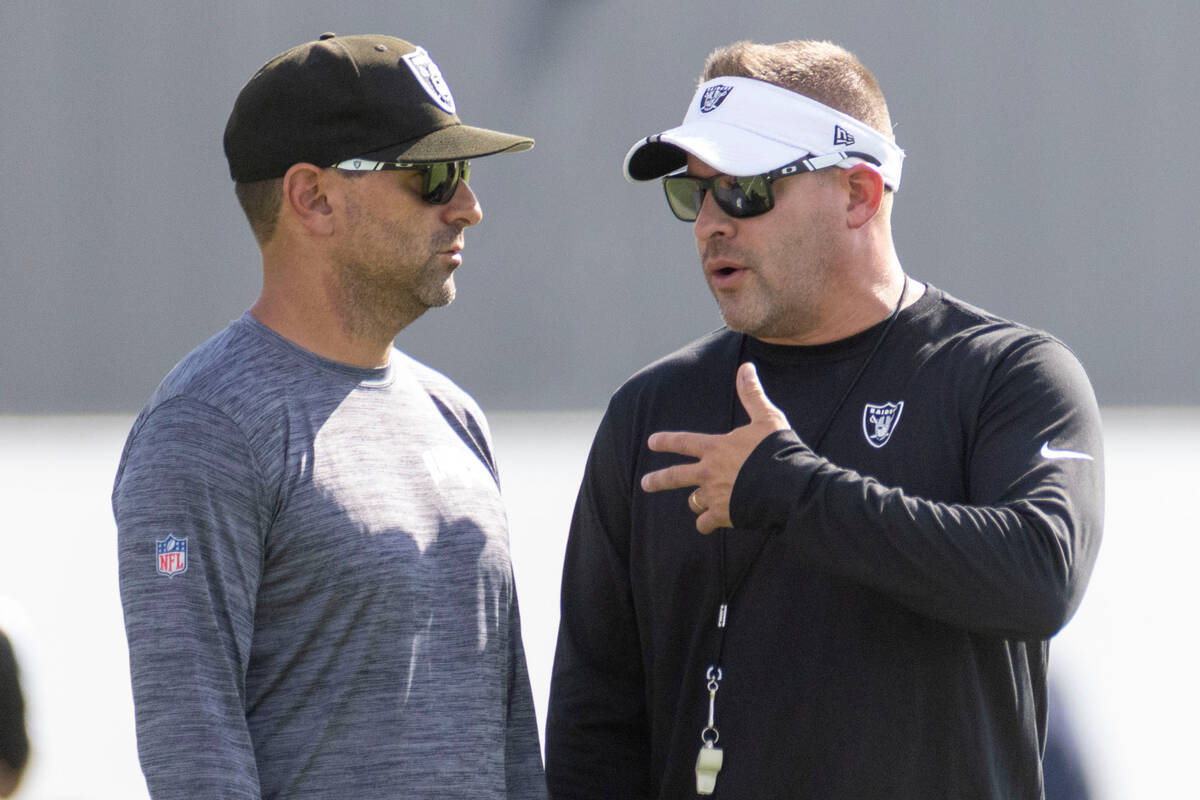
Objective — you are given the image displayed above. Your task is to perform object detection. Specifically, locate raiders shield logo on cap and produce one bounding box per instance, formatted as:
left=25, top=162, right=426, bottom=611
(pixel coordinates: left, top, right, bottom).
left=402, top=46, right=456, bottom=114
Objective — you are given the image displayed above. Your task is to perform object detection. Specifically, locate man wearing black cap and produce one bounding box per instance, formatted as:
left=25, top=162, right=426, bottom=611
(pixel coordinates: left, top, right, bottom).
left=113, top=34, right=545, bottom=799
left=546, top=40, right=1103, bottom=799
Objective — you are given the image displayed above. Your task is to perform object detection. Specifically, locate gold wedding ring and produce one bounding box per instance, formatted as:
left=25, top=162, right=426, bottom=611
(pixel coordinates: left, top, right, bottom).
left=688, top=490, right=705, bottom=515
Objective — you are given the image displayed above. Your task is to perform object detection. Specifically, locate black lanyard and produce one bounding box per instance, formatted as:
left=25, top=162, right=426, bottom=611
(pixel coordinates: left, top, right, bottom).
left=704, top=275, right=909, bottom=745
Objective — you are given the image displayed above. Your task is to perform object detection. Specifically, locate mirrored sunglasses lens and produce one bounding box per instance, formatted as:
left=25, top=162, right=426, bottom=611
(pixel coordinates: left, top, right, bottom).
left=423, top=162, right=459, bottom=204
left=663, top=177, right=703, bottom=221
left=713, top=175, right=771, bottom=218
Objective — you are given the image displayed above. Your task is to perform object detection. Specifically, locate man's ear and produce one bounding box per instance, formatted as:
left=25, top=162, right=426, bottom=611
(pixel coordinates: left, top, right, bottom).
left=843, top=164, right=885, bottom=229
left=281, top=163, right=335, bottom=235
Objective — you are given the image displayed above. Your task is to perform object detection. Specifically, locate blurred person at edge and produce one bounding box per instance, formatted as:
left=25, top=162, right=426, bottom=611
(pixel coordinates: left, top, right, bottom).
left=546, top=39, right=1103, bottom=800
left=113, top=33, right=545, bottom=800
left=0, top=631, right=28, bottom=798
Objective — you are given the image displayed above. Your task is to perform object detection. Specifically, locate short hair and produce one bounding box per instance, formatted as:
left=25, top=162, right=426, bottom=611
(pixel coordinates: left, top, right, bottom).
left=702, top=40, right=894, bottom=141
left=233, top=178, right=284, bottom=245
left=233, top=169, right=374, bottom=245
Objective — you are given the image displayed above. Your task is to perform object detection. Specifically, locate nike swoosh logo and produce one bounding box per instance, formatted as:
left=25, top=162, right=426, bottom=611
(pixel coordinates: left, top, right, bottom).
left=1040, top=441, right=1093, bottom=461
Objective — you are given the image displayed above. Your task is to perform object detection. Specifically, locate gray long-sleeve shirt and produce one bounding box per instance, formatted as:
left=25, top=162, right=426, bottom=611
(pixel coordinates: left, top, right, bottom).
left=114, top=314, right=546, bottom=800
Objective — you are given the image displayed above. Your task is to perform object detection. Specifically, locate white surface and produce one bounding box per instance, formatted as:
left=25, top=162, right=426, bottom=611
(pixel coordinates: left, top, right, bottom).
left=0, top=408, right=1195, bottom=798
left=1049, top=408, right=1200, bottom=799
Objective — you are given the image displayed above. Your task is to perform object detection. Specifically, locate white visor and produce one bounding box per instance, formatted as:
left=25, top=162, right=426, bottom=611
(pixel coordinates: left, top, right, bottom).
left=624, top=76, right=904, bottom=191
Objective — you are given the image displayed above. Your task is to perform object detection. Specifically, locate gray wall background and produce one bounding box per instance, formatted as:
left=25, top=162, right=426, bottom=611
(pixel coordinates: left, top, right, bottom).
left=1, top=1, right=1196, bottom=413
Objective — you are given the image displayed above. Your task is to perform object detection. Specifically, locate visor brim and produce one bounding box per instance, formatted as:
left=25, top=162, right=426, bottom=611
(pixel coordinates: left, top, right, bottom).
left=623, top=123, right=811, bottom=183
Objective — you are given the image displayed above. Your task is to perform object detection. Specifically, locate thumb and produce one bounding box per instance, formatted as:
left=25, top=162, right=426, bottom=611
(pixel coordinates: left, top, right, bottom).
left=737, top=362, right=784, bottom=425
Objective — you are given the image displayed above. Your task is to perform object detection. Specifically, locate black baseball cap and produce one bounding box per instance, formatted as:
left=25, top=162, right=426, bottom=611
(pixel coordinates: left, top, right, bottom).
left=223, top=33, right=534, bottom=182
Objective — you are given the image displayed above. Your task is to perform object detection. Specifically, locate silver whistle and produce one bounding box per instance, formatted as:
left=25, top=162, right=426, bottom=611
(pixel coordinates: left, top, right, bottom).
left=695, top=665, right=724, bottom=795
left=695, top=741, right=724, bottom=795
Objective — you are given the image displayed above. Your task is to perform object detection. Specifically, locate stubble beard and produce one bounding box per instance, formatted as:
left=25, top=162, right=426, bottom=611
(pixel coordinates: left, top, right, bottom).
left=700, top=215, right=840, bottom=345
left=329, top=203, right=462, bottom=343
left=703, top=238, right=829, bottom=343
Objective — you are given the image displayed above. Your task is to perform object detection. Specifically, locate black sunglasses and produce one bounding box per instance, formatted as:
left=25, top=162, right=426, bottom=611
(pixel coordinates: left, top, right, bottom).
left=331, top=158, right=471, bottom=205
left=661, top=151, right=877, bottom=221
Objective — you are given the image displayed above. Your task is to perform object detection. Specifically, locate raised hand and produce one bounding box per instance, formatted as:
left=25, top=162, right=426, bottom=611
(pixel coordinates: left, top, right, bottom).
left=640, top=362, right=790, bottom=534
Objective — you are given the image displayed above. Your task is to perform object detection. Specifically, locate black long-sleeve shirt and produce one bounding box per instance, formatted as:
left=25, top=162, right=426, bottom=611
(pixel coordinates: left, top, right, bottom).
left=546, top=285, right=1103, bottom=799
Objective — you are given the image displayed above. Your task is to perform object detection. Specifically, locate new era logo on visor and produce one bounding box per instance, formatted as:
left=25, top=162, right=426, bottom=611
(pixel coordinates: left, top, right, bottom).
left=402, top=46, right=456, bottom=114
left=833, top=125, right=855, bottom=146
left=700, top=84, right=733, bottom=113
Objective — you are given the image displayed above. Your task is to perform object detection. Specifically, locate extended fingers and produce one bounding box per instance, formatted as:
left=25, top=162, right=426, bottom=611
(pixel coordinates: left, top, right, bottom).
left=641, top=432, right=717, bottom=492
left=646, top=430, right=715, bottom=458
left=640, top=462, right=702, bottom=493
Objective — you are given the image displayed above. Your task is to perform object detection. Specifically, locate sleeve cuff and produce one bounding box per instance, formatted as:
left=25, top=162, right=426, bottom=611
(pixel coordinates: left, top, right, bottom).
left=730, top=429, right=823, bottom=531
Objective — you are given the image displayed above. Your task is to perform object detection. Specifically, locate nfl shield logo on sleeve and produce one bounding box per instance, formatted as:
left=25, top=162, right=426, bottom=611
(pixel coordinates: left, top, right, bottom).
left=862, top=401, right=904, bottom=448
left=156, top=535, right=188, bottom=577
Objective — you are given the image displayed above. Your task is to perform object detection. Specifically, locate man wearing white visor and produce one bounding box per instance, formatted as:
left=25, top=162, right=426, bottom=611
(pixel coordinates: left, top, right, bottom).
left=547, top=40, right=1103, bottom=799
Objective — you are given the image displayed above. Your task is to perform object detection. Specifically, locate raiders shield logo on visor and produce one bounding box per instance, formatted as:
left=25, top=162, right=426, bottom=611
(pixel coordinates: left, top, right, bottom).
left=699, top=84, right=733, bottom=113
